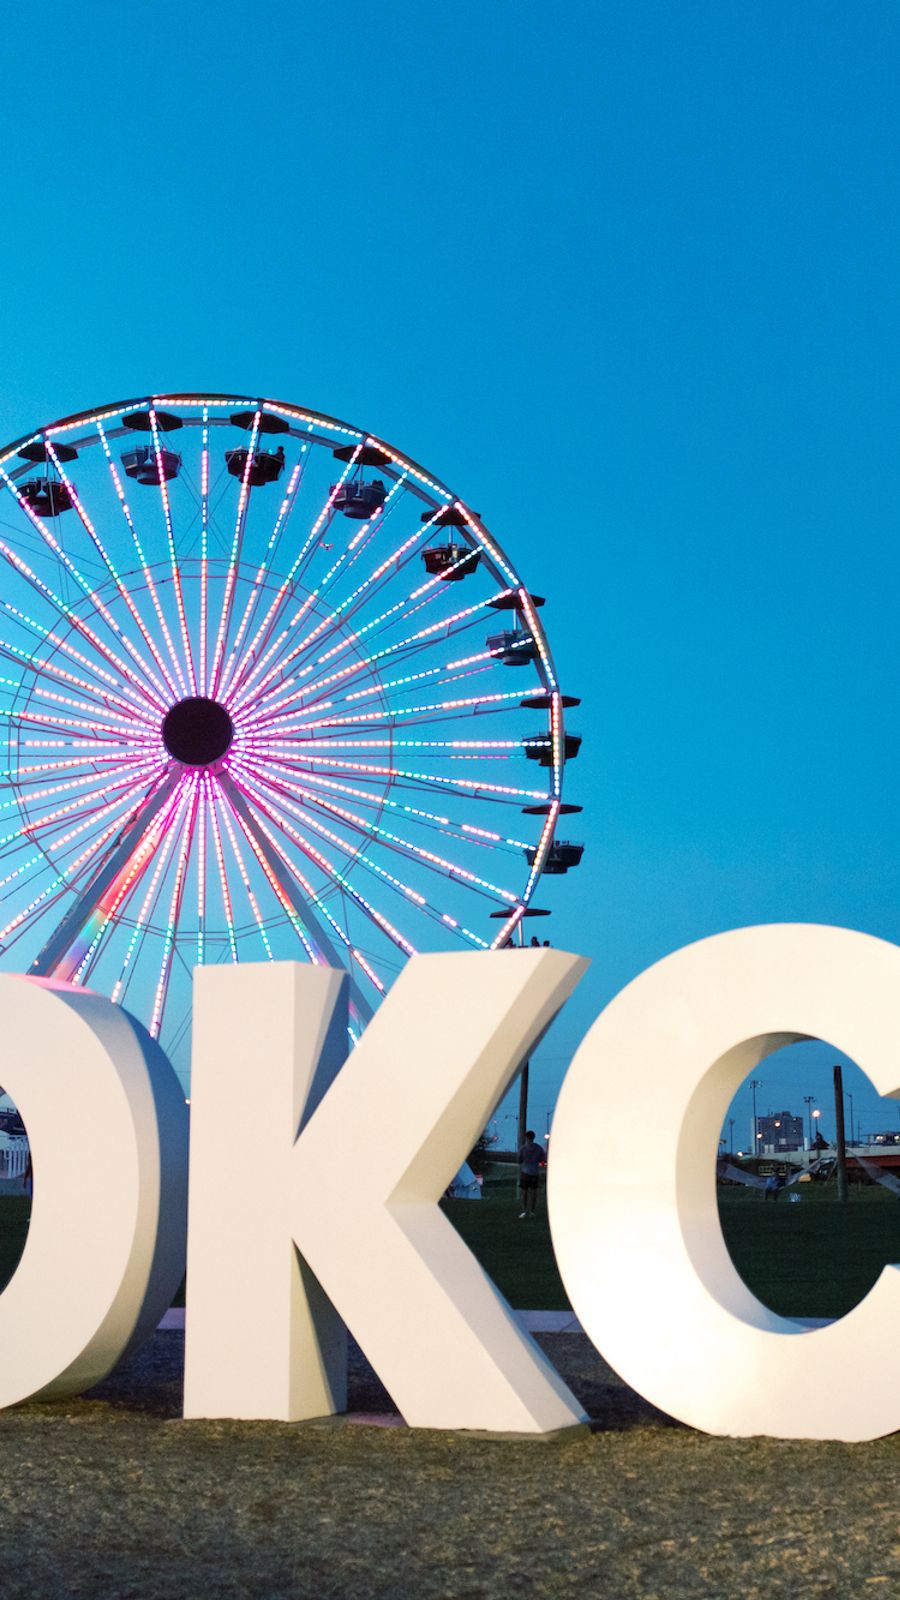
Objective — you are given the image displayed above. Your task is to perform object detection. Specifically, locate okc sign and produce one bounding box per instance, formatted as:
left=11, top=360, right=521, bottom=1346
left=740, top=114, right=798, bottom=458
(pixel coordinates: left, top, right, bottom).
left=1, top=926, right=899, bottom=1442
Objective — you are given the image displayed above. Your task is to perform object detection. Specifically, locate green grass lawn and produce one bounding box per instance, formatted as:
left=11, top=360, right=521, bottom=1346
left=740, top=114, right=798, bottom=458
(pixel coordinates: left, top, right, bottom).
left=717, top=1185, right=900, bottom=1317
left=445, top=1179, right=900, bottom=1318
left=442, top=1178, right=569, bottom=1308
left=0, top=1195, right=28, bottom=1292
left=3, top=1181, right=900, bottom=1319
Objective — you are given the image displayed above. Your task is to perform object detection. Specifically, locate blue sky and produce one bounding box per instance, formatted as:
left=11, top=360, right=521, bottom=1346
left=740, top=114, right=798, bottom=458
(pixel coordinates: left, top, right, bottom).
left=1, top=1, right=900, bottom=1139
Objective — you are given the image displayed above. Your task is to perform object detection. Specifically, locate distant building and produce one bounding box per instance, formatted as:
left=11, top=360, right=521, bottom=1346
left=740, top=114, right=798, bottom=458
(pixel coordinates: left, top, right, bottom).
left=758, top=1110, right=804, bottom=1152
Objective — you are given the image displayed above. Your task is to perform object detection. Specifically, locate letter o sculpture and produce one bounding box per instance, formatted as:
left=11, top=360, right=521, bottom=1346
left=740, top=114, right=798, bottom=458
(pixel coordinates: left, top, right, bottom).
left=0, top=977, right=188, bottom=1406
left=548, top=923, right=900, bottom=1441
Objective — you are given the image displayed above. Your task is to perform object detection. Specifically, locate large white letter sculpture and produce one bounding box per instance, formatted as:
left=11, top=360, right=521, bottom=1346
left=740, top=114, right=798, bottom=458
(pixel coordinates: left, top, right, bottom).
left=549, top=923, right=900, bottom=1442
left=185, top=949, right=589, bottom=1433
left=0, top=977, right=188, bottom=1406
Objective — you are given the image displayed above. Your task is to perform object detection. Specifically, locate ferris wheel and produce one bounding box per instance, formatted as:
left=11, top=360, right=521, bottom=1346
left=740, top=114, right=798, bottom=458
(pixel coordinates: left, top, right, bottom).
left=0, top=393, right=583, bottom=1076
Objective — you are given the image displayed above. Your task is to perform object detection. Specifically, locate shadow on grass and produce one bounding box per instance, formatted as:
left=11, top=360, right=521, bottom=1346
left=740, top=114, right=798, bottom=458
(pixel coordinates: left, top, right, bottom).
left=81, top=1329, right=677, bottom=1434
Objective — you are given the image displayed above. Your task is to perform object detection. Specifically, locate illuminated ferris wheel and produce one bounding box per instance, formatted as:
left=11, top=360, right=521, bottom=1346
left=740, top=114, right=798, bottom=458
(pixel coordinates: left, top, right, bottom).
left=0, top=393, right=583, bottom=1070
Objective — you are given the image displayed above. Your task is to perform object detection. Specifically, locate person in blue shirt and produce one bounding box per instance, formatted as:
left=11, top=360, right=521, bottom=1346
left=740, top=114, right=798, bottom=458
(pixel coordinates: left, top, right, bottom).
left=518, top=1130, right=545, bottom=1218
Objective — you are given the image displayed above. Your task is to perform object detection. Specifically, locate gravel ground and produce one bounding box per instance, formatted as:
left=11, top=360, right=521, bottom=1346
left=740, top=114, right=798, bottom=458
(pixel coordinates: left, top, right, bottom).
left=0, top=1333, right=897, bottom=1599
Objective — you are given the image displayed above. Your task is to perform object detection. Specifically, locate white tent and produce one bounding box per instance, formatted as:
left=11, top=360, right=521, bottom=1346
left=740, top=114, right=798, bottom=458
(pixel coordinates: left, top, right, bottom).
left=447, top=1161, right=482, bottom=1200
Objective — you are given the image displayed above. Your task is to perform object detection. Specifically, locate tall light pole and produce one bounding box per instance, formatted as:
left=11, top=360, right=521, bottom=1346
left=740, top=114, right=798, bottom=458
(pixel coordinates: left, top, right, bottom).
left=728, top=1117, right=734, bottom=1155
left=803, top=1094, right=815, bottom=1148
left=833, top=1065, right=849, bottom=1204
left=750, top=1079, right=763, bottom=1159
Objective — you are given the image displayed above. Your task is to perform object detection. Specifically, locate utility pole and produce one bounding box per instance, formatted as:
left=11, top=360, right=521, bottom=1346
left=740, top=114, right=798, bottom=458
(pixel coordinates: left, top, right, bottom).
left=833, top=1064, right=849, bottom=1204
left=750, top=1078, right=763, bottom=1160
left=516, top=1060, right=530, bottom=1149
left=803, top=1094, right=815, bottom=1148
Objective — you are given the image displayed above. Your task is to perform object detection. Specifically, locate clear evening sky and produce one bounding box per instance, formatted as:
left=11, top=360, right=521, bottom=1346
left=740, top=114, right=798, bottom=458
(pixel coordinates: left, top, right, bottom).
left=1, top=2, right=899, bottom=1140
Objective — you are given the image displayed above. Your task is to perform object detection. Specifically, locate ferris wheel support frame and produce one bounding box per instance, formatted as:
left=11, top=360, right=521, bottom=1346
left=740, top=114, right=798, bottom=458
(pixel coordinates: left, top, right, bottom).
left=28, top=769, right=181, bottom=980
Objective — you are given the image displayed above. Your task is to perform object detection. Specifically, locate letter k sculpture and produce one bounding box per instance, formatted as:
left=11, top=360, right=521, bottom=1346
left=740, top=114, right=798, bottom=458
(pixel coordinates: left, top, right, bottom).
left=184, top=949, right=589, bottom=1434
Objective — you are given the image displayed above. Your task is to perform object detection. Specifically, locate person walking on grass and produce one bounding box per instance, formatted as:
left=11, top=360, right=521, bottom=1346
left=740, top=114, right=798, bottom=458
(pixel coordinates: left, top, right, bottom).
left=518, top=1129, right=545, bottom=1218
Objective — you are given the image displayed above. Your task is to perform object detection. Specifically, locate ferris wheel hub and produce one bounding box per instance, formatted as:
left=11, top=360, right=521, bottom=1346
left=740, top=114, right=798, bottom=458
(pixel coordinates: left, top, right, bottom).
left=162, top=697, right=234, bottom=769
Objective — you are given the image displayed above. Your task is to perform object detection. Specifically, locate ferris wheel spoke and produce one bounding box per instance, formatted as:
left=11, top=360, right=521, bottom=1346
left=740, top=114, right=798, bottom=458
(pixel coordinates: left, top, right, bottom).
left=261, top=737, right=525, bottom=764
left=195, top=775, right=207, bottom=968
left=27, top=768, right=184, bottom=979
left=0, top=755, right=161, bottom=792
left=216, top=789, right=275, bottom=963
left=227, top=780, right=381, bottom=1017
left=238, top=761, right=531, bottom=851
left=224, top=809, right=384, bottom=1028
left=0, top=470, right=173, bottom=707
left=96, top=421, right=189, bottom=699
left=219, top=772, right=364, bottom=979
left=44, top=441, right=179, bottom=705
left=310, top=588, right=500, bottom=677
left=72, top=776, right=195, bottom=991
left=237, top=763, right=493, bottom=927
left=242, top=473, right=414, bottom=694
left=0, top=769, right=171, bottom=948
left=0, top=761, right=164, bottom=910
left=0, top=705, right=157, bottom=753
left=256, top=686, right=527, bottom=738
left=284, top=513, right=474, bottom=673
left=286, top=648, right=498, bottom=725
left=238, top=766, right=489, bottom=954
left=0, top=758, right=155, bottom=818
left=1, top=671, right=158, bottom=738
left=1, top=690, right=155, bottom=747
left=209, top=410, right=261, bottom=697
left=0, top=845, right=114, bottom=948
left=0, top=538, right=167, bottom=715
left=148, top=777, right=200, bottom=1037
left=0, top=633, right=158, bottom=729
left=231, top=500, right=445, bottom=717
left=225, top=443, right=369, bottom=706
left=198, top=409, right=210, bottom=694
left=265, top=745, right=547, bottom=800
left=1, top=602, right=159, bottom=721
left=238, top=756, right=522, bottom=907
left=205, top=778, right=238, bottom=963
left=224, top=787, right=385, bottom=1007
left=255, top=596, right=501, bottom=718
left=148, top=407, right=198, bottom=696
left=217, top=448, right=312, bottom=703
left=0, top=756, right=162, bottom=857
left=235, top=756, right=530, bottom=859
left=112, top=805, right=184, bottom=1005
left=243, top=645, right=500, bottom=737
left=237, top=756, right=519, bottom=910
left=225, top=768, right=414, bottom=967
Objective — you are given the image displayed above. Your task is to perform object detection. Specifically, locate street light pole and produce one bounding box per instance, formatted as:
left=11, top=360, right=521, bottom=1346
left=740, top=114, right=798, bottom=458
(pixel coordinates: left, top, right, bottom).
left=516, top=1060, right=530, bottom=1149
left=833, top=1064, right=849, bottom=1204
left=750, top=1079, right=762, bottom=1160
left=803, top=1094, right=815, bottom=1148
